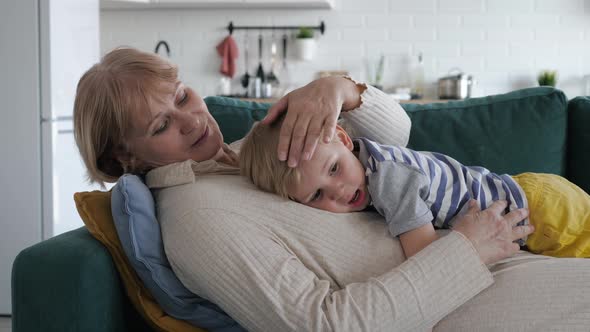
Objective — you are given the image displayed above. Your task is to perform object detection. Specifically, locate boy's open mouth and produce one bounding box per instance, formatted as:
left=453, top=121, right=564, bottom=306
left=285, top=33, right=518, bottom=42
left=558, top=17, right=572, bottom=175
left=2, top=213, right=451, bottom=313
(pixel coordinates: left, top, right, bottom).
left=349, top=189, right=363, bottom=205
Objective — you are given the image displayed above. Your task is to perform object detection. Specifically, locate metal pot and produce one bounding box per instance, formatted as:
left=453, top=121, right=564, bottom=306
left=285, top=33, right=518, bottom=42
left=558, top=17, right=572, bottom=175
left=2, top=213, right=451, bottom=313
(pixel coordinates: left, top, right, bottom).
left=438, top=69, right=475, bottom=99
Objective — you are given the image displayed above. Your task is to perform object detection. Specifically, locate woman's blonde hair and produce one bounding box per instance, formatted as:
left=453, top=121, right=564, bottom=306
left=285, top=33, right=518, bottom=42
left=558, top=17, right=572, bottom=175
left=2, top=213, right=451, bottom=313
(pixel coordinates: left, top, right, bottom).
left=239, top=116, right=301, bottom=199
left=73, top=47, right=178, bottom=187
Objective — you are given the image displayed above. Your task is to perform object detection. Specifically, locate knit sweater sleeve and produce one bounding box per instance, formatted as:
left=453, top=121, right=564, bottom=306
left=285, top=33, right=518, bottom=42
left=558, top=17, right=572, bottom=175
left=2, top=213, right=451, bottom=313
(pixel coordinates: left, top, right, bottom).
left=339, top=83, right=412, bottom=147
left=160, top=184, right=493, bottom=332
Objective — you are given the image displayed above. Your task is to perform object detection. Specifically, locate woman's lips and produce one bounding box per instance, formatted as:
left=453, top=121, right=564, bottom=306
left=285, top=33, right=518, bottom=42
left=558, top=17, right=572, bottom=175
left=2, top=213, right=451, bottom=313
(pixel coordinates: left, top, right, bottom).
left=191, top=126, right=209, bottom=148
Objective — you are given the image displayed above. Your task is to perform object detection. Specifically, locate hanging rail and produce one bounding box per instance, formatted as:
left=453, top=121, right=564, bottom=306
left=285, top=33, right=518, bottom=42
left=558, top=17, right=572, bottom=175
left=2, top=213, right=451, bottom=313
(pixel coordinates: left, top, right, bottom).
left=227, top=21, right=325, bottom=35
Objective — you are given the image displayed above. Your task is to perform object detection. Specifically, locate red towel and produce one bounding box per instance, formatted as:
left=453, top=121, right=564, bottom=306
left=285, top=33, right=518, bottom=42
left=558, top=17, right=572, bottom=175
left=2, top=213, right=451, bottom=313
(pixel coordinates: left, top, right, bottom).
left=216, top=35, right=239, bottom=78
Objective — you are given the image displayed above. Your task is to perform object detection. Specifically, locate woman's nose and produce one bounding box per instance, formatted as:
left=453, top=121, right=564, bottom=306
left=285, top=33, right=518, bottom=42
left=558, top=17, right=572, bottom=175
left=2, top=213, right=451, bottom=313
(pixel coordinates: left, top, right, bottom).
left=178, top=112, right=198, bottom=135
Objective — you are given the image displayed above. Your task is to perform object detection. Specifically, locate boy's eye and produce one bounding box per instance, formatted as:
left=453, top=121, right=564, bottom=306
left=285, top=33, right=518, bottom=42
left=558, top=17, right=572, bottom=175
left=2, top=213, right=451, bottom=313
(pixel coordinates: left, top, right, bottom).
left=153, top=119, right=169, bottom=135
left=329, top=162, right=338, bottom=175
left=310, top=189, right=322, bottom=202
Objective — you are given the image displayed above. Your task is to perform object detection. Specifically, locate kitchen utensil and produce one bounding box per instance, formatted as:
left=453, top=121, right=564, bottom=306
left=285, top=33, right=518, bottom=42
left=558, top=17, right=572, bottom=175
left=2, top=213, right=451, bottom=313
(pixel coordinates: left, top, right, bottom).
left=438, top=68, right=475, bottom=99
left=240, top=34, right=250, bottom=90
left=266, top=36, right=279, bottom=85
left=256, top=34, right=265, bottom=82
left=276, top=34, right=291, bottom=96
left=154, top=40, right=170, bottom=57
left=281, top=34, right=288, bottom=68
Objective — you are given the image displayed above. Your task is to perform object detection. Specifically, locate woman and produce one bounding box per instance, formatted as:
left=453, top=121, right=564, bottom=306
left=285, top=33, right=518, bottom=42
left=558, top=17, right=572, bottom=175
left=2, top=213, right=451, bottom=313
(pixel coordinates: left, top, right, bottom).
left=73, top=47, right=546, bottom=331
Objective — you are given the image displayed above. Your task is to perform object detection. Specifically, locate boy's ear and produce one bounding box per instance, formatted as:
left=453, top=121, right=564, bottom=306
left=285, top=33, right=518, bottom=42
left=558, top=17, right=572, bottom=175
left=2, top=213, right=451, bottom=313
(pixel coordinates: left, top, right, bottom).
left=334, top=125, right=354, bottom=151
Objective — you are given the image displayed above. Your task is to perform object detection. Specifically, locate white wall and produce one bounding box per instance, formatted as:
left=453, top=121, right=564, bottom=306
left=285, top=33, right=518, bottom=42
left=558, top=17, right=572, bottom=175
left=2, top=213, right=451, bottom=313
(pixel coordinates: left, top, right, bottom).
left=101, top=0, right=590, bottom=99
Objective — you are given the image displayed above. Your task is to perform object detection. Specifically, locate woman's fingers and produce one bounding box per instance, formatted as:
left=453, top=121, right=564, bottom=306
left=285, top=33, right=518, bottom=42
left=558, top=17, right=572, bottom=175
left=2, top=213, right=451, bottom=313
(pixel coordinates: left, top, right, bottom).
left=505, top=207, right=529, bottom=227
left=512, top=224, right=534, bottom=241
left=463, top=199, right=480, bottom=217
left=301, top=115, right=323, bottom=161
left=287, top=115, right=312, bottom=167
left=485, top=200, right=508, bottom=215
left=321, top=110, right=339, bottom=144
left=277, top=113, right=297, bottom=161
left=262, top=97, right=288, bottom=125
left=451, top=199, right=533, bottom=265
left=268, top=77, right=353, bottom=165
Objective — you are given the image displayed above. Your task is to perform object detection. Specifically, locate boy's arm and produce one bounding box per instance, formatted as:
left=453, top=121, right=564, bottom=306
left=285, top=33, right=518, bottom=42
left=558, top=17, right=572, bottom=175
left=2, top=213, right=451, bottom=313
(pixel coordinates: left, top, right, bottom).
left=399, top=223, right=438, bottom=258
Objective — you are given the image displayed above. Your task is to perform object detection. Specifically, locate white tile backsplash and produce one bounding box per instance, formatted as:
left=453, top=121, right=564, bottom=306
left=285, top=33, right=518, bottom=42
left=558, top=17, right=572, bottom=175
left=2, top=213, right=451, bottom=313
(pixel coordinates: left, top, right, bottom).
left=438, top=0, right=484, bottom=12
left=101, top=1, right=590, bottom=99
left=485, top=0, right=533, bottom=13
left=413, top=14, right=461, bottom=27
left=535, top=0, right=585, bottom=13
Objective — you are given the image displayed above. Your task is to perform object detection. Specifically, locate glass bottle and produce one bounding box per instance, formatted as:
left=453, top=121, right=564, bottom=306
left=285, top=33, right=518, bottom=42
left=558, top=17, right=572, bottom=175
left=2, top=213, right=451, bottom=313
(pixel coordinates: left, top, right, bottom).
left=412, top=52, right=425, bottom=99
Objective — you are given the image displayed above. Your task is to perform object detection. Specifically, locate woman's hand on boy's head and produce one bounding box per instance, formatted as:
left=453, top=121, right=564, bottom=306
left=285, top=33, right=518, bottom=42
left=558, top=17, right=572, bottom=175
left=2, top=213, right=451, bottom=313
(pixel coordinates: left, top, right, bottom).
left=262, top=77, right=346, bottom=167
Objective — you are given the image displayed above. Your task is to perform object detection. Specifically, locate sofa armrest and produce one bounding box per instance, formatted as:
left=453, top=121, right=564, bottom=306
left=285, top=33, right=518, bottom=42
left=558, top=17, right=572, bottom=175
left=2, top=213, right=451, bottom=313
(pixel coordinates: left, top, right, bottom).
left=567, top=96, right=590, bottom=194
left=12, top=227, right=153, bottom=332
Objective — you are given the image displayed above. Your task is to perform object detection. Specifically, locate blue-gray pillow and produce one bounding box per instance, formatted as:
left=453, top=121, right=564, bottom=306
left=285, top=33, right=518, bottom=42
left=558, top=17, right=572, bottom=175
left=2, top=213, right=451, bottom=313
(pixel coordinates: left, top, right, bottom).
left=111, top=174, right=245, bottom=332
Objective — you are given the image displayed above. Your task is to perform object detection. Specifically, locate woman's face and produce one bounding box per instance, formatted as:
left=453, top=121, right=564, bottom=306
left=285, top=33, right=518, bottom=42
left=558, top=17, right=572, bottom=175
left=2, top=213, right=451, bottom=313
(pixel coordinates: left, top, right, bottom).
left=125, top=81, right=224, bottom=168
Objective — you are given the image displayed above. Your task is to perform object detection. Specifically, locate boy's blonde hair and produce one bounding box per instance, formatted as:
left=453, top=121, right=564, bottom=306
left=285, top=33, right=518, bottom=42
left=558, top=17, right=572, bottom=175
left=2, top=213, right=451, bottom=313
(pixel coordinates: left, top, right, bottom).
left=240, top=116, right=301, bottom=198
left=73, top=47, right=178, bottom=187
left=240, top=115, right=339, bottom=199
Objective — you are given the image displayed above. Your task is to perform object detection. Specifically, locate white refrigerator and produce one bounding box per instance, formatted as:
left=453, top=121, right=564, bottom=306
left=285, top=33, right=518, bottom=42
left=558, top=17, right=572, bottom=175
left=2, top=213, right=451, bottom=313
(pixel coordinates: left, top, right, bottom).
left=40, top=0, right=107, bottom=239
left=0, top=0, right=103, bottom=314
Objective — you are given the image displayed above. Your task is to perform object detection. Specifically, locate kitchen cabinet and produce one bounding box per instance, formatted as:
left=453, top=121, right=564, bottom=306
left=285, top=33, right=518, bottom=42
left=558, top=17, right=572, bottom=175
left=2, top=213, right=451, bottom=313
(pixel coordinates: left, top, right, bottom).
left=101, top=0, right=334, bottom=9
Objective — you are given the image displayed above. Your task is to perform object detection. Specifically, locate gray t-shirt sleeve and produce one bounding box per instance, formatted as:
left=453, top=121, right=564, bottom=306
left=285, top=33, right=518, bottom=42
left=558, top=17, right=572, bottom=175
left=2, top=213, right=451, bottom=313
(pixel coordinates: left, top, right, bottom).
left=367, top=161, right=434, bottom=237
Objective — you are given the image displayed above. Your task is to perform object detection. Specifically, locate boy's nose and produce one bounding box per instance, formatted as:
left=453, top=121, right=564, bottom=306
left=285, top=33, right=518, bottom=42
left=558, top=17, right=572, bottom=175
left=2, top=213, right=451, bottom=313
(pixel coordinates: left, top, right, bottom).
left=328, top=183, right=346, bottom=201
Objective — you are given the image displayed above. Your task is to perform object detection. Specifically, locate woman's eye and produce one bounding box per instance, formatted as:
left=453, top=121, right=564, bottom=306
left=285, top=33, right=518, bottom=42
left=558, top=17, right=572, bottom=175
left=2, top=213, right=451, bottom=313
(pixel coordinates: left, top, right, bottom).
left=311, top=189, right=322, bottom=202
left=154, top=119, right=168, bottom=135
left=329, top=162, right=338, bottom=175
left=177, top=90, right=189, bottom=105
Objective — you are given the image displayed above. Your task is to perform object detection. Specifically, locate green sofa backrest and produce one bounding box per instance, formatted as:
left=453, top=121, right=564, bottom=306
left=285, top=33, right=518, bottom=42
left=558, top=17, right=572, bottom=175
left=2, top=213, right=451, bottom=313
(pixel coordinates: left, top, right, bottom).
left=205, top=86, right=573, bottom=185
left=567, top=96, right=590, bottom=193
left=205, top=97, right=270, bottom=144
left=403, top=87, right=567, bottom=177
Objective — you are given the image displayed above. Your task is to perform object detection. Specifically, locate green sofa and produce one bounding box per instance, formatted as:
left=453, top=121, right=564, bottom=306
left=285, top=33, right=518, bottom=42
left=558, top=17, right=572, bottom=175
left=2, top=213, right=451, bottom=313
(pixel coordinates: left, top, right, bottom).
left=11, top=87, right=590, bottom=332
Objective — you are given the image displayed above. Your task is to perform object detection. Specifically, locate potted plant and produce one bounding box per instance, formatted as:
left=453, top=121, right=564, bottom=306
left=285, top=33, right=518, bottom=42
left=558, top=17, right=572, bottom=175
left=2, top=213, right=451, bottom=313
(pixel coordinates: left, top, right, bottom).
left=294, top=27, right=316, bottom=61
left=537, top=70, right=558, bottom=87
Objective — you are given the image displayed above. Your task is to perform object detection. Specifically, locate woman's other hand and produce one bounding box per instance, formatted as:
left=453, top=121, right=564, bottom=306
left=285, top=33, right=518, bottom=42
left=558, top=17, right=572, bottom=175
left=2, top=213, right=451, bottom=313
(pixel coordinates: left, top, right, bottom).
left=261, top=76, right=364, bottom=167
left=452, top=200, right=533, bottom=265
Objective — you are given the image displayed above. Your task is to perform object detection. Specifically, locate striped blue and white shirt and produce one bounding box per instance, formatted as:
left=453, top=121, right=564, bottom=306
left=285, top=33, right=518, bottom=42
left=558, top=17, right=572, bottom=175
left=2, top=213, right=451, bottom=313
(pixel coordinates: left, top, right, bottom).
left=356, top=138, right=529, bottom=240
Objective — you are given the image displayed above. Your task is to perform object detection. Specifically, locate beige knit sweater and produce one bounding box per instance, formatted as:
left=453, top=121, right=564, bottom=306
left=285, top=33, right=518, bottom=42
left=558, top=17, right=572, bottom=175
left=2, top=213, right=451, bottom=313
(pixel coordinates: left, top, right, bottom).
left=147, top=86, right=494, bottom=331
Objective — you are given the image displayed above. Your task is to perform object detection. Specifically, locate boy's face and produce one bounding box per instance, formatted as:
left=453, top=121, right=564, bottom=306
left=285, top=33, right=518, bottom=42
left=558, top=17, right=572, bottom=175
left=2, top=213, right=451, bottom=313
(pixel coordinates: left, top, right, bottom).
left=287, top=136, right=370, bottom=213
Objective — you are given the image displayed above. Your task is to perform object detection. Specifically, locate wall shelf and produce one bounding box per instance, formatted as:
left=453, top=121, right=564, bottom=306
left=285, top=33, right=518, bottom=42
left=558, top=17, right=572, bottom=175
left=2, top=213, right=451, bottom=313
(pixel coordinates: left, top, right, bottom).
left=101, top=0, right=334, bottom=10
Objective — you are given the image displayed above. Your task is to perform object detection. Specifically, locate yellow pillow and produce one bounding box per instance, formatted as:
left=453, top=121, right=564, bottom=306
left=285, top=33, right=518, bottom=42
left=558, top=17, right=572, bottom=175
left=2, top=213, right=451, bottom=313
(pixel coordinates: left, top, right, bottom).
left=74, top=190, right=206, bottom=332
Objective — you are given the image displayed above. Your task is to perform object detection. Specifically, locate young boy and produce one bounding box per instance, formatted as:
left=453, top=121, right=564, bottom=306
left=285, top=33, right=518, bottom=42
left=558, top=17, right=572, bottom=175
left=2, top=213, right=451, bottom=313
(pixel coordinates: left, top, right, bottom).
left=240, top=116, right=590, bottom=258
